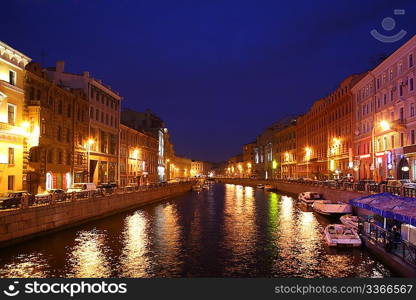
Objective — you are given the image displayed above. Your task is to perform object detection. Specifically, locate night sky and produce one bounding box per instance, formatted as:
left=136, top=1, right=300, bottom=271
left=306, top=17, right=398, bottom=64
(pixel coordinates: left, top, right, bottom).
left=2, top=0, right=416, bottom=162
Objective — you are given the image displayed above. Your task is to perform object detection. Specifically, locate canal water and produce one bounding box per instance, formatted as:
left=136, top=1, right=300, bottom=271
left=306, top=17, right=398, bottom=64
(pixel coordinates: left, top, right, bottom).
left=0, top=184, right=392, bottom=278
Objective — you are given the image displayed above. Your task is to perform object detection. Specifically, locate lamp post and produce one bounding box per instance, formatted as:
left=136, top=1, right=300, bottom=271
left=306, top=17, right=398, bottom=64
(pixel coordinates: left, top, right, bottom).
left=86, top=139, right=94, bottom=182
left=305, top=147, right=312, bottom=179
left=372, top=120, right=391, bottom=181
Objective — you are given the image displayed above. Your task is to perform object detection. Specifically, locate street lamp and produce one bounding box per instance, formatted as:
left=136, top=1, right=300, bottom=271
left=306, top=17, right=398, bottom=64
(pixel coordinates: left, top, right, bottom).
left=371, top=120, right=391, bottom=180
left=305, top=147, right=312, bottom=178
left=86, top=139, right=94, bottom=182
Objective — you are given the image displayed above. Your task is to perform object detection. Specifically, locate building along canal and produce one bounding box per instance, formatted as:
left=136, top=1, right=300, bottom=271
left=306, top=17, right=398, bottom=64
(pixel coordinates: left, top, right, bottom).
left=0, top=183, right=393, bottom=278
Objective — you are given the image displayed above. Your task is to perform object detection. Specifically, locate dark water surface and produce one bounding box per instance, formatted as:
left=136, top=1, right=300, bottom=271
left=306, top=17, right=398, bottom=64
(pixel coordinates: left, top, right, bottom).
left=0, top=184, right=392, bottom=278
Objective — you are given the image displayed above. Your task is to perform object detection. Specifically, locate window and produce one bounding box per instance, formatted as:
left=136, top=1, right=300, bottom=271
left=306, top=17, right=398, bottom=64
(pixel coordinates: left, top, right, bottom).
left=67, top=104, right=72, bottom=118
left=47, top=149, right=53, bottom=163
left=391, top=135, right=395, bottom=149
left=412, top=130, right=415, bottom=145
left=66, top=128, right=70, bottom=143
left=399, top=83, right=404, bottom=97
left=389, top=69, right=393, bottom=80
left=8, top=148, right=14, bottom=165
left=90, top=107, right=94, bottom=118
left=411, top=104, right=415, bottom=117
left=57, top=126, right=62, bottom=141
left=7, top=176, right=14, bottom=190
left=66, top=152, right=71, bottom=165
left=7, top=103, right=16, bottom=125
left=96, top=109, right=99, bottom=121
left=401, top=133, right=404, bottom=147
left=390, top=89, right=394, bottom=102
left=58, top=100, right=63, bottom=114
left=9, top=70, right=16, bottom=86
left=400, top=107, right=404, bottom=121
left=410, top=78, right=414, bottom=91
left=409, top=54, right=414, bottom=68
left=58, top=150, right=63, bottom=164
left=383, top=94, right=387, bottom=104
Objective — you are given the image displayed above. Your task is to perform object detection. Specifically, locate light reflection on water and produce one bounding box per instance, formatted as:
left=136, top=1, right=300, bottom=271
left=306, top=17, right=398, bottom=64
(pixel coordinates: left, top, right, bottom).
left=0, top=184, right=392, bottom=278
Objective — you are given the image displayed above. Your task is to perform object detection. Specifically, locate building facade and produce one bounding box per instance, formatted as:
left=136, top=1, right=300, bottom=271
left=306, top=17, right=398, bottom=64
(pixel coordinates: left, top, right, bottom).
left=119, top=124, right=158, bottom=186
left=275, top=121, right=297, bottom=179
left=121, top=109, right=168, bottom=182
left=190, top=160, right=212, bottom=177
left=0, top=41, right=31, bottom=193
left=46, top=61, right=122, bottom=185
left=353, top=35, right=416, bottom=181
left=25, top=62, right=90, bottom=194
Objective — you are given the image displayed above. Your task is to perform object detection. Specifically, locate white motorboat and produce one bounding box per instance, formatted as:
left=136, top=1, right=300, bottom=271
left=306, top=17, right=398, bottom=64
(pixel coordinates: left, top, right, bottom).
left=312, top=200, right=352, bottom=216
left=324, top=224, right=361, bottom=247
left=298, top=192, right=322, bottom=204
left=256, top=184, right=265, bottom=189
left=340, top=214, right=359, bottom=229
left=192, top=185, right=202, bottom=192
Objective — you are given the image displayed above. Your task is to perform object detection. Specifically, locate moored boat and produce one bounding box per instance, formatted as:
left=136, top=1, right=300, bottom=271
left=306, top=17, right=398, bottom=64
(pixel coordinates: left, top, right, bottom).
left=324, top=224, right=361, bottom=247
left=340, top=214, right=359, bottom=229
left=298, top=192, right=322, bottom=204
left=256, top=184, right=265, bottom=189
left=312, top=200, right=352, bottom=216
left=192, top=185, right=203, bottom=192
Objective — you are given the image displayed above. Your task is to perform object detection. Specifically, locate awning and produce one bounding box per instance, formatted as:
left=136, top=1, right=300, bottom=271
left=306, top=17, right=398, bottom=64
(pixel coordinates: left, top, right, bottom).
left=349, top=193, right=416, bottom=226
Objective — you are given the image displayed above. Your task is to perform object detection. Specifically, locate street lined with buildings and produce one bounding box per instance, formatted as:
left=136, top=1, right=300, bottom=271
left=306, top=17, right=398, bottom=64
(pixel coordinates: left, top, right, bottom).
left=221, top=35, right=416, bottom=184
left=0, top=41, right=212, bottom=197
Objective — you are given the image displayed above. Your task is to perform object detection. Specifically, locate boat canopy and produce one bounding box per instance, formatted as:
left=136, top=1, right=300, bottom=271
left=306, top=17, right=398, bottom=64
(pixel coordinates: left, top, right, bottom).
left=349, top=193, right=416, bottom=226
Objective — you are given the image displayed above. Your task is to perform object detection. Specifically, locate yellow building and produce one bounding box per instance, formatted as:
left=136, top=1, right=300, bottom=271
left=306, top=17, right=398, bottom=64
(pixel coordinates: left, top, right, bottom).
left=25, top=62, right=90, bottom=194
left=0, top=41, right=31, bottom=193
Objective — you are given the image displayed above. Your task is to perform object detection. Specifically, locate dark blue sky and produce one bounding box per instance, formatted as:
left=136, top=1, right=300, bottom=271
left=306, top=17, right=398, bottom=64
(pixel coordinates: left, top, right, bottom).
left=2, top=0, right=416, bottom=162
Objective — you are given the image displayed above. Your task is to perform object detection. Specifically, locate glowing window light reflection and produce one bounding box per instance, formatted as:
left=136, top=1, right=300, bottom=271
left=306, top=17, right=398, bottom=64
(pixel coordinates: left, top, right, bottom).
left=120, top=211, right=150, bottom=277
left=67, top=230, right=111, bottom=278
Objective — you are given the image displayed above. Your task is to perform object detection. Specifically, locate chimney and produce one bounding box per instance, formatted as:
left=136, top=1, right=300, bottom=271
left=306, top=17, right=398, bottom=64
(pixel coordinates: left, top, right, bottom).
left=83, top=71, right=90, bottom=78
left=56, top=61, right=65, bottom=73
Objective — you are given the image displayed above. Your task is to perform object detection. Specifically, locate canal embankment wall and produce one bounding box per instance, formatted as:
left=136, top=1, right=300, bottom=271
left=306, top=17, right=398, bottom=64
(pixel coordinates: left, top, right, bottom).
left=218, top=178, right=365, bottom=201
left=0, top=183, right=193, bottom=248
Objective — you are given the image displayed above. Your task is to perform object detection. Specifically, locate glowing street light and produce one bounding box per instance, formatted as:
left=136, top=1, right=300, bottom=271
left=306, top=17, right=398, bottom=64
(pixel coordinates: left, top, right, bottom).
left=379, top=120, right=391, bottom=131
left=305, top=147, right=312, bottom=178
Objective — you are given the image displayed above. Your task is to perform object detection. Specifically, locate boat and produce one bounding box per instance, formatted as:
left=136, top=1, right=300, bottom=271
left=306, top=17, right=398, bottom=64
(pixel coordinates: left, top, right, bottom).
left=298, top=192, right=322, bottom=204
left=324, top=224, right=361, bottom=247
left=202, top=184, right=209, bottom=189
left=192, top=185, right=203, bottom=192
left=340, top=214, right=359, bottom=229
left=256, top=184, right=265, bottom=189
left=312, top=200, right=352, bottom=216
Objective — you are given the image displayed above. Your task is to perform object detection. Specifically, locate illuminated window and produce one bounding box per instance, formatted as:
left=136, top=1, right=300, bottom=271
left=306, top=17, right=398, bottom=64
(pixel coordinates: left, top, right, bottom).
left=7, top=103, right=16, bottom=125
left=46, top=172, right=52, bottom=190
left=8, top=148, right=14, bottom=165
left=9, top=70, right=16, bottom=86
left=7, top=176, right=14, bottom=190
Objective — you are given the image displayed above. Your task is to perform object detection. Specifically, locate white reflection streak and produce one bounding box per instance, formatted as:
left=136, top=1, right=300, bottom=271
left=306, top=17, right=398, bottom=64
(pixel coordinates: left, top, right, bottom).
left=67, top=230, right=111, bottom=278
left=120, top=211, right=150, bottom=277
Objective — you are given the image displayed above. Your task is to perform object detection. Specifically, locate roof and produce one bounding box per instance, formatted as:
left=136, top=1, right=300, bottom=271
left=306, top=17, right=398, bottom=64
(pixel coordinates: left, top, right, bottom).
left=349, top=193, right=416, bottom=226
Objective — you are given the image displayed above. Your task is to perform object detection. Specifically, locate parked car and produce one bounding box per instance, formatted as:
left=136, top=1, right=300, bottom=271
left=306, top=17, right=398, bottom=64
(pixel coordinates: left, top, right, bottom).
left=0, top=191, right=35, bottom=209
left=97, top=183, right=116, bottom=194
left=45, top=189, right=67, bottom=201
left=357, top=180, right=376, bottom=185
left=387, top=180, right=402, bottom=187
left=399, top=179, right=416, bottom=189
left=67, top=183, right=97, bottom=193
